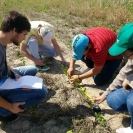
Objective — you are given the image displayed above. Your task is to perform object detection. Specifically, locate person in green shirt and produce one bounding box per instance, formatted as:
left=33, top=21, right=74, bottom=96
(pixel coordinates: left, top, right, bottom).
left=95, top=23, right=133, bottom=133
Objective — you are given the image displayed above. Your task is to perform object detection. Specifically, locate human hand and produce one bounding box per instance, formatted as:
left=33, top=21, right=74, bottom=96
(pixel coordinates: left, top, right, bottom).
left=35, top=60, right=45, bottom=66
left=9, top=102, right=25, bottom=113
left=69, top=75, right=79, bottom=84
left=122, top=79, right=132, bottom=92
left=10, top=70, right=20, bottom=80
left=94, top=96, right=106, bottom=104
left=67, top=67, right=74, bottom=78
left=61, top=60, right=69, bottom=66
left=14, top=73, right=21, bottom=80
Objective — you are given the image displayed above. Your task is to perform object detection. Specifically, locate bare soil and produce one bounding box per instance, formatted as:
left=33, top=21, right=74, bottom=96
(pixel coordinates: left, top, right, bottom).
left=0, top=12, right=130, bottom=133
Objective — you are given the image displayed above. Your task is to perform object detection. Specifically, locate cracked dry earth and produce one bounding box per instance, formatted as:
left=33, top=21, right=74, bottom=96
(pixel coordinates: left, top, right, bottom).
left=0, top=12, right=130, bottom=133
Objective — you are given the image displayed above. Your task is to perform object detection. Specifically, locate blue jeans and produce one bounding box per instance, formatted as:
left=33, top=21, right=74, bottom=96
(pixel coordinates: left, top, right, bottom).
left=107, top=88, right=133, bottom=129
left=0, top=66, right=48, bottom=117
left=27, top=39, right=57, bottom=60
left=81, top=56, right=122, bottom=86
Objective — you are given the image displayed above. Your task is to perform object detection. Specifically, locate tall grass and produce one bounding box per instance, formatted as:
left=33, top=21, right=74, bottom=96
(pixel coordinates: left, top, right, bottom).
left=0, top=0, right=133, bottom=31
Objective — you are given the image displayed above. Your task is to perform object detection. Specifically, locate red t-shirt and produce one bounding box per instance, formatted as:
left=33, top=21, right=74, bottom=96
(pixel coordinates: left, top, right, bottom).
left=82, top=27, right=122, bottom=66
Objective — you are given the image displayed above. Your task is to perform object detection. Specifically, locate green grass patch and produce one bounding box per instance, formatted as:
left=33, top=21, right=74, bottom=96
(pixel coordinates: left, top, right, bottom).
left=0, top=0, right=133, bottom=31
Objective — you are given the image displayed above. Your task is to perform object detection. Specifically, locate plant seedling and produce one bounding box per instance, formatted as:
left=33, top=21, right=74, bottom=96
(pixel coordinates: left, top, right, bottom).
left=61, top=66, right=106, bottom=126
left=62, top=65, right=101, bottom=112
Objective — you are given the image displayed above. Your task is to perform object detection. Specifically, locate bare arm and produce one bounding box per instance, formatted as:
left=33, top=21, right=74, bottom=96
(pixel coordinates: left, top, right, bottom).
left=70, top=65, right=103, bottom=83
left=95, top=60, right=133, bottom=104
left=0, top=96, right=12, bottom=110
left=20, top=43, right=37, bottom=62
left=52, top=38, right=66, bottom=62
left=20, top=42, right=45, bottom=66
left=79, top=65, right=103, bottom=79
left=67, top=52, right=76, bottom=77
left=69, top=52, right=76, bottom=68
left=0, top=96, right=25, bottom=113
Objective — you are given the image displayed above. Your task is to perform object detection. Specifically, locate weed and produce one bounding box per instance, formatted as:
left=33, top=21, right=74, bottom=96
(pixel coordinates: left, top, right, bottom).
left=67, top=42, right=72, bottom=48
left=18, top=54, right=25, bottom=66
left=63, top=23, right=68, bottom=27
left=61, top=65, right=107, bottom=128
left=0, top=0, right=133, bottom=31
left=66, top=130, right=73, bottom=133
left=28, top=105, right=38, bottom=117
left=95, top=112, right=106, bottom=126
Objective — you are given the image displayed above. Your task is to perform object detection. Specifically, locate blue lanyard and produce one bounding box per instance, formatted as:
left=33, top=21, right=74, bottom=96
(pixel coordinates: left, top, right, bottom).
left=0, top=77, right=8, bottom=86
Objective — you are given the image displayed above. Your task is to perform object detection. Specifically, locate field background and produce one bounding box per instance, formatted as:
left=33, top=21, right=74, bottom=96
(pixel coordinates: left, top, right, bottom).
left=0, top=0, right=133, bottom=31
left=0, top=0, right=133, bottom=133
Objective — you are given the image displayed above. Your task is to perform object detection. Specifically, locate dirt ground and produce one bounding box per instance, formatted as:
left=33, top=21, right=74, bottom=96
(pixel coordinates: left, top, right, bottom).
left=0, top=12, right=131, bottom=133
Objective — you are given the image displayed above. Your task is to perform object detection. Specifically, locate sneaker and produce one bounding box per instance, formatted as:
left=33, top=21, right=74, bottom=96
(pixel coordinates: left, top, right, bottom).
left=0, top=114, right=19, bottom=123
left=36, top=65, right=50, bottom=71
left=116, top=127, right=133, bottom=133
left=81, top=67, right=91, bottom=74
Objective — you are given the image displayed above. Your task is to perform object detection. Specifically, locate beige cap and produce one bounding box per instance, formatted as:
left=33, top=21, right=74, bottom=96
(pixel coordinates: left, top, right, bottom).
left=40, top=26, right=52, bottom=45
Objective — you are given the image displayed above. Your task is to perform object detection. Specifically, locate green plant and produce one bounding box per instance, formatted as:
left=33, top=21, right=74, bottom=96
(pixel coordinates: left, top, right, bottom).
left=62, top=65, right=94, bottom=104
left=66, top=130, right=73, bottom=133
left=18, top=54, right=25, bottom=66
left=63, top=22, right=68, bottom=26
left=1, top=0, right=132, bottom=32
left=66, top=42, right=72, bottom=48
left=95, top=112, right=106, bottom=126
left=61, top=65, right=106, bottom=127
left=28, top=105, right=38, bottom=117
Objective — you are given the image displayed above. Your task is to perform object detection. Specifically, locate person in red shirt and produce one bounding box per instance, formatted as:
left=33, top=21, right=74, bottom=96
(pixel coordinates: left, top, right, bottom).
left=67, top=27, right=122, bottom=86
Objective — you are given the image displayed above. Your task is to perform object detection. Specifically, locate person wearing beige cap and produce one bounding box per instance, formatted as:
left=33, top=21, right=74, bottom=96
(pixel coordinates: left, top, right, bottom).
left=20, top=21, right=68, bottom=71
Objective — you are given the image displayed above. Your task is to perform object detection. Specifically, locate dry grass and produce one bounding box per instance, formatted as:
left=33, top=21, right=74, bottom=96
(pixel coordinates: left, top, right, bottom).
left=1, top=1, right=133, bottom=132
left=0, top=0, right=133, bottom=31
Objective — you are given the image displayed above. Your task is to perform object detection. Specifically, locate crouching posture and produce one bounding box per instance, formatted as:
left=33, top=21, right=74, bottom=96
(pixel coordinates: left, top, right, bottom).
left=20, top=20, right=68, bottom=71
left=0, top=11, right=48, bottom=123
left=95, top=23, right=133, bottom=133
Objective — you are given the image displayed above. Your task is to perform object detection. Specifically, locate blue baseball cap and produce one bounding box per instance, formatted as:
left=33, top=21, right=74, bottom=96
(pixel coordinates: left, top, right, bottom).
left=72, top=34, right=89, bottom=60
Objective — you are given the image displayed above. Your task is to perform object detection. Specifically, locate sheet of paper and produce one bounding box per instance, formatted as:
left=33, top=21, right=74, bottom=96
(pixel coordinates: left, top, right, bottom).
left=0, top=76, right=43, bottom=90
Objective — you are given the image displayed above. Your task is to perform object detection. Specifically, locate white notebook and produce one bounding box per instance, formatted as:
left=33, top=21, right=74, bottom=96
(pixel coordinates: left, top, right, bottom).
left=0, top=76, right=43, bottom=90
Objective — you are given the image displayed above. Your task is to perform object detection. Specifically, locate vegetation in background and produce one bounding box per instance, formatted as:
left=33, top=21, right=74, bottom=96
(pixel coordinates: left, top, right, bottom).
left=1, top=0, right=131, bottom=123
left=0, top=0, right=133, bottom=32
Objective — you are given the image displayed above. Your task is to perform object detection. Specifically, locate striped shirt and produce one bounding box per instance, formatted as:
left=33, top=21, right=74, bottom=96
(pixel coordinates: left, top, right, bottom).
left=83, top=27, right=122, bottom=66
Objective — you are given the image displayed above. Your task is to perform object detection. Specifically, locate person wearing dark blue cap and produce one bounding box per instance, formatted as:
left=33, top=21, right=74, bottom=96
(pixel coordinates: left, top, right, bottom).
left=67, top=27, right=122, bottom=86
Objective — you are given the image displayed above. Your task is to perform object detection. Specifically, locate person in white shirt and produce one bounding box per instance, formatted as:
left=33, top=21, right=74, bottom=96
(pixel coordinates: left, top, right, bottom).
left=20, top=21, right=68, bottom=71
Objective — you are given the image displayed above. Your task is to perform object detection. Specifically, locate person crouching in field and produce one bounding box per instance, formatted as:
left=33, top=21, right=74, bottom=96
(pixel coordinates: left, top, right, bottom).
left=95, top=23, right=133, bottom=133
left=0, top=11, right=48, bottom=123
left=20, top=21, right=68, bottom=72
left=67, top=27, right=122, bottom=86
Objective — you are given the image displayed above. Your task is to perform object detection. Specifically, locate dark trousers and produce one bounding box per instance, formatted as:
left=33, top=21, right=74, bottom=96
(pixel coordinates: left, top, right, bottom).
left=81, top=56, right=122, bottom=86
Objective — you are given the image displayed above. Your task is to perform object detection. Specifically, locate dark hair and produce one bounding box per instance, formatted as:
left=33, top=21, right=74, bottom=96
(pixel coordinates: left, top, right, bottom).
left=0, top=10, right=31, bottom=33
left=128, top=48, right=133, bottom=52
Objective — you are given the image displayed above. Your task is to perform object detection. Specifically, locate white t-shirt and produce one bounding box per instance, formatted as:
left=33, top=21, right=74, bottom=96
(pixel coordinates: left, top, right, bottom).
left=23, top=21, right=55, bottom=45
